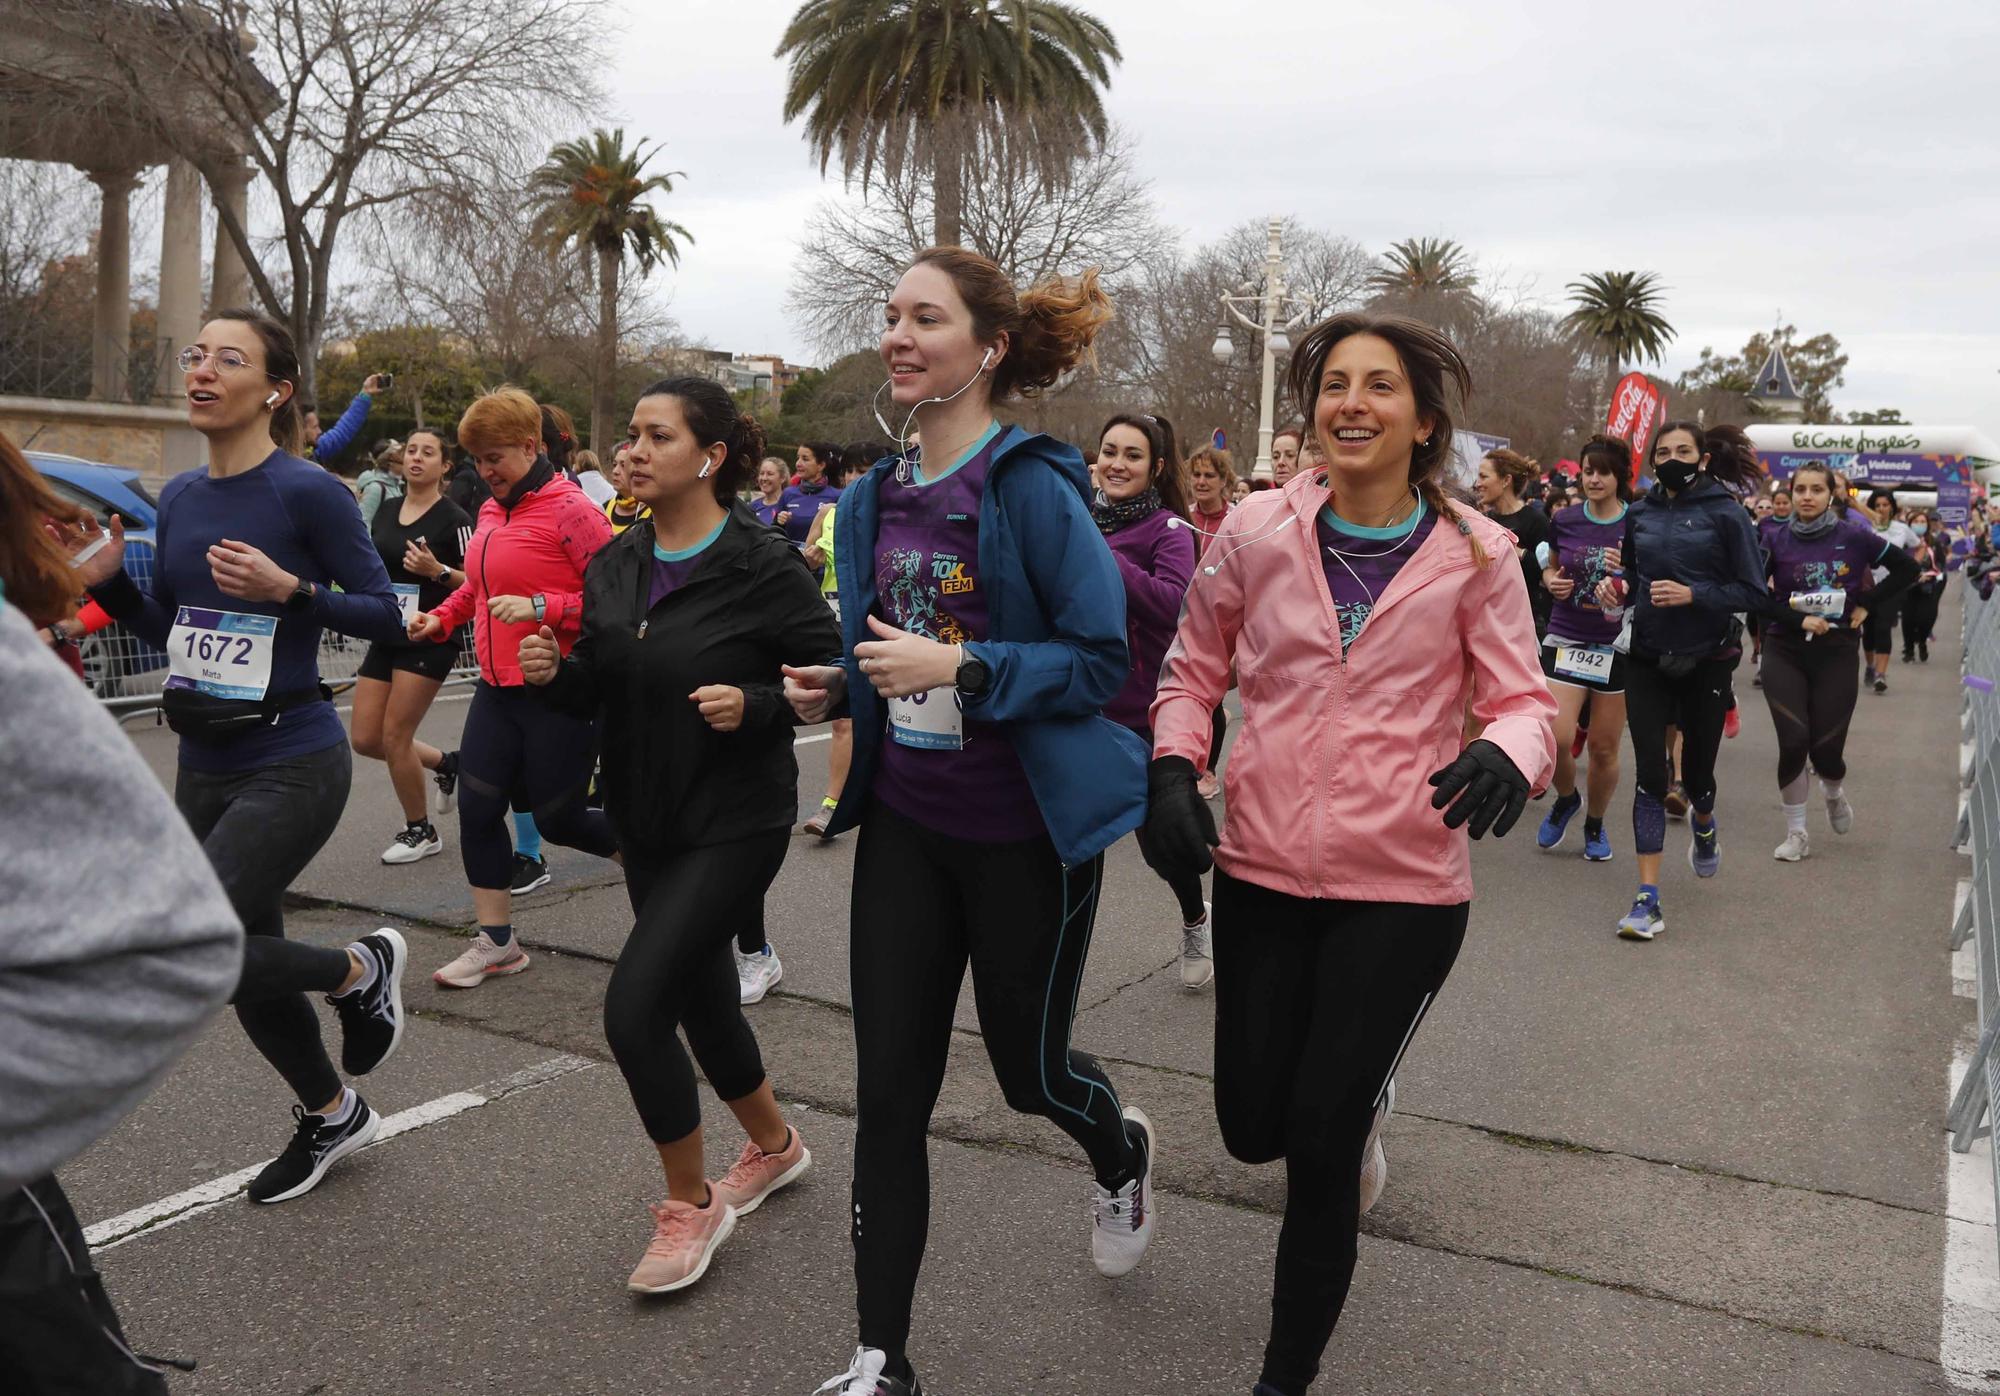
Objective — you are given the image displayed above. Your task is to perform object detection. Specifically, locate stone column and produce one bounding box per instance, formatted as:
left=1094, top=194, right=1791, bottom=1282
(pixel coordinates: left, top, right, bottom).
left=87, top=168, right=140, bottom=403
left=155, top=159, right=205, bottom=404
left=209, top=160, right=253, bottom=310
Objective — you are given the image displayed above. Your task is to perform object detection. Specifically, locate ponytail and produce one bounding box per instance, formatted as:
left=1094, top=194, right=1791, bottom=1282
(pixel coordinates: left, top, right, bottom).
left=907, top=246, right=1112, bottom=402
left=637, top=375, right=765, bottom=504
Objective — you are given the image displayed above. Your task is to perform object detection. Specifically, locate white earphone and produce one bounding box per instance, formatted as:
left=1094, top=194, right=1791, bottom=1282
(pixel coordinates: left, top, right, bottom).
left=698, top=459, right=714, bottom=479
left=263, top=390, right=281, bottom=408
left=871, top=348, right=997, bottom=457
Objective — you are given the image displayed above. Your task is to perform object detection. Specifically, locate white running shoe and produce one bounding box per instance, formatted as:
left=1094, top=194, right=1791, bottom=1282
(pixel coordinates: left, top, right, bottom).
left=1091, top=1106, right=1156, bottom=1278
left=1773, top=830, right=1810, bottom=862
left=432, top=930, right=530, bottom=988
left=1179, top=903, right=1214, bottom=991
left=736, top=945, right=783, bottom=1005
left=1826, top=792, right=1854, bottom=835
left=1360, top=1079, right=1395, bottom=1214
left=380, top=823, right=442, bottom=865
left=813, top=1347, right=923, bottom=1395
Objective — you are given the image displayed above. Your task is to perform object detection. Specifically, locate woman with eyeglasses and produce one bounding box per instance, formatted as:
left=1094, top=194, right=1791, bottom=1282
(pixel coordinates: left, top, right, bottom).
left=62, top=311, right=413, bottom=1205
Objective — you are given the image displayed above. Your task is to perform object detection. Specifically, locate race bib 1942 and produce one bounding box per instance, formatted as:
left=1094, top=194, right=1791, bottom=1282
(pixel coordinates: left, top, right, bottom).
left=1552, top=642, right=1616, bottom=684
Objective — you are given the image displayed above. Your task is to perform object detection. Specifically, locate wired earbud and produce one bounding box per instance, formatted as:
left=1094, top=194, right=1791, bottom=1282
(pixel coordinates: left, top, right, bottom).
left=872, top=348, right=999, bottom=459
left=1200, top=514, right=1299, bottom=576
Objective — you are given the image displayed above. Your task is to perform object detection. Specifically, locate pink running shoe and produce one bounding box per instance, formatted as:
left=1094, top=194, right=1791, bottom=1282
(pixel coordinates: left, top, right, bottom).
left=712, top=1128, right=812, bottom=1216
left=432, top=930, right=529, bottom=989
left=627, top=1194, right=736, bottom=1294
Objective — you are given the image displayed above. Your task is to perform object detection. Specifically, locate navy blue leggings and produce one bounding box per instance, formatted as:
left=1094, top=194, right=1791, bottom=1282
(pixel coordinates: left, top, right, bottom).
left=456, top=682, right=615, bottom=889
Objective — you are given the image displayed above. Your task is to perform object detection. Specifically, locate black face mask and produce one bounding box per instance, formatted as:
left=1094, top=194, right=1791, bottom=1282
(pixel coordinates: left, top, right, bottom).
left=1655, top=457, right=1698, bottom=492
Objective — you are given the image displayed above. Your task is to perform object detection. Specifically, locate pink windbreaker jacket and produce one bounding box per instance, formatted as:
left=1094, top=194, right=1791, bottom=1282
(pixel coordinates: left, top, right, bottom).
left=1150, top=474, right=1556, bottom=905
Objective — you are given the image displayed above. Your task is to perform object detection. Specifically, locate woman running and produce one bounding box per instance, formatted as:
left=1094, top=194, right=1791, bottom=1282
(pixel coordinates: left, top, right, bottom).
left=783, top=248, right=1156, bottom=1396
left=1598, top=421, right=1768, bottom=941
left=1900, top=507, right=1949, bottom=663
left=797, top=444, right=889, bottom=842
left=751, top=456, right=788, bottom=528
left=351, top=427, right=472, bottom=865
left=1861, top=489, right=1915, bottom=693
left=1144, top=312, right=1555, bottom=1396
left=1760, top=461, right=1918, bottom=862
left=605, top=443, right=651, bottom=535
left=520, top=376, right=835, bottom=1294
left=1474, top=447, right=1551, bottom=636
left=779, top=441, right=842, bottom=547
left=1536, top=435, right=1633, bottom=862
left=67, top=310, right=411, bottom=1203
left=1185, top=443, right=1238, bottom=800
left=1270, top=424, right=1304, bottom=486
left=407, top=387, right=619, bottom=987
left=1094, top=412, right=1208, bottom=986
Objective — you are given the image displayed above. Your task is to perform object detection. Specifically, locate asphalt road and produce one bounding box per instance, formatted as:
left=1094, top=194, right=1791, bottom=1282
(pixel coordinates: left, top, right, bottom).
left=74, top=592, right=1983, bottom=1395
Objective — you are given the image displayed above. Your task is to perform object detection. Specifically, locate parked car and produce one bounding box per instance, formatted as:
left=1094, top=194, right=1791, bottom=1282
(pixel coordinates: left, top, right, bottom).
left=32, top=452, right=167, bottom=698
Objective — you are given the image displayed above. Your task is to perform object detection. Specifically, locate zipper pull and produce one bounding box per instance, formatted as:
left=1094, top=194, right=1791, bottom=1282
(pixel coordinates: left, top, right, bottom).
left=637, top=619, right=649, bottom=639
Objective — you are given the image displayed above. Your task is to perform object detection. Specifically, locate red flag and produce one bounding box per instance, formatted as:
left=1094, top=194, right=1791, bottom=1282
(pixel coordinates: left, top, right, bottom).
left=1606, top=373, right=1666, bottom=483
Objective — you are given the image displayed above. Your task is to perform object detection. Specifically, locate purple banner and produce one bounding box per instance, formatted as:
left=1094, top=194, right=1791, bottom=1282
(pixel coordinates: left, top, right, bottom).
left=1758, top=450, right=1973, bottom=487
left=1938, top=482, right=1972, bottom=527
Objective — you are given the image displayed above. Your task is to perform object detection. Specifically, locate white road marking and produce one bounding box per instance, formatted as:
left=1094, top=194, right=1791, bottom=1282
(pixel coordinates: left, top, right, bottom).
left=84, top=1054, right=593, bottom=1252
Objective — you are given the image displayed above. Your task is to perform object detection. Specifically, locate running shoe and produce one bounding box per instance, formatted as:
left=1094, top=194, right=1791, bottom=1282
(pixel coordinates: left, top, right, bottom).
left=432, top=749, right=458, bottom=814
left=1663, top=783, right=1690, bottom=820
left=1616, top=894, right=1665, bottom=941
left=736, top=944, right=783, bottom=1005
left=1773, top=830, right=1810, bottom=862
left=712, top=1128, right=812, bottom=1216
left=1902, top=646, right=1915, bottom=664
left=814, top=1348, right=924, bottom=1396
left=1359, top=1079, right=1395, bottom=1215
left=1583, top=825, right=1613, bottom=862
left=1723, top=706, right=1741, bottom=740
left=1872, top=674, right=1889, bottom=695
left=1091, top=1107, right=1156, bottom=1278
left=1826, top=791, right=1854, bottom=834
left=330, top=928, right=407, bottom=1076
left=1196, top=770, right=1221, bottom=801
left=1537, top=792, right=1581, bottom=850
left=802, top=796, right=839, bottom=838
left=509, top=852, right=551, bottom=896
left=380, top=822, right=442, bottom=865
left=626, top=1194, right=736, bottom=1294
left=247, top=1096, right=381, bottom=1203
left=432, top=930, right=530, bottom=989
left=1179, top=903, right=1214, bottom=991
left=1689, top=819, right=1721, bottom=878
left=1920, top=640, right=1930, bottom=663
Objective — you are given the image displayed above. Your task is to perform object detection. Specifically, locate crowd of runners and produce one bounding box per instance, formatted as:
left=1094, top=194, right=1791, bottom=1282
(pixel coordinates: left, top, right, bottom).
left=0, top=241, right=1980, bottom=1396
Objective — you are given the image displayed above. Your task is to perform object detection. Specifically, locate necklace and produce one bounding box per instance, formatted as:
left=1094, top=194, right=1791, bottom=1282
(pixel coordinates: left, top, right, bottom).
left=1322, top=490, right=1425, bottom=616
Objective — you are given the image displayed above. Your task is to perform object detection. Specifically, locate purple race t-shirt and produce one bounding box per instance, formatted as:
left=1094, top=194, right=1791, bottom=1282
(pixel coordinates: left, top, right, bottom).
left=1762, top=514, right=1886, bottom=633
left=648, top=516, right=725, bottom=610
left=750, top=496, right=783, bottom=529
left=1545, top=502, right=1628, bottom=645
left=871, top=425, right=1043, bottom=842
left=1315, top=500, right=1437, bottom=649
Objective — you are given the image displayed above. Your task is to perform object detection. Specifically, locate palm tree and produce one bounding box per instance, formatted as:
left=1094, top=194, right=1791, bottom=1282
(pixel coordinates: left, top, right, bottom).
left=528, top=129, right=692, bottom=451
left=1367, top=237, right=1478, bottom=298
left=1562, top=271, right=1674, bottom=417
left=776, top=0, right=1121, bottom=248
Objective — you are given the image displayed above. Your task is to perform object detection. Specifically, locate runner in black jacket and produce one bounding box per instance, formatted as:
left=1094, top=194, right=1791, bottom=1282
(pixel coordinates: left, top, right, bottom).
left=521, top=375, right=839, bottom=1297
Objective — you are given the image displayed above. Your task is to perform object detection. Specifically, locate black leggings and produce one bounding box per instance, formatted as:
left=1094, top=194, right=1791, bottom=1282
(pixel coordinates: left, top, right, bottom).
left=1625, top=652, right=1736, bottom=842
left=849, top=801, right=1140, bottom=1360
left=176, top=742, right=354, bottom=1108
left=1903, top=588, right=1942, bottom=650
left=1, top=1176, right=170, bottom=1393
left=1862, top=598, right=1901, bottom=654
left=1760, top=630, right=1860, bottom=788
left=1211, top=871, right=1468, bottom=1396
left=604, top=832, right=790, bottom=1143
left=457, top=682, right=616, bottom=889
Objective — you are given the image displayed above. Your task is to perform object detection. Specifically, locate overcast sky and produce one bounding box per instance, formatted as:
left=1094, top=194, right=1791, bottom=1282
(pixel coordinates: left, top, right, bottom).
left=607, top=0, right=1999, bottom=434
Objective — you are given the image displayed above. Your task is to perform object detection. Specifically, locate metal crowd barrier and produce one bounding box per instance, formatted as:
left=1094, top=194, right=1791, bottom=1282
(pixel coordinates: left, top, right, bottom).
left=1947, top=589, right=2000, bottom=1263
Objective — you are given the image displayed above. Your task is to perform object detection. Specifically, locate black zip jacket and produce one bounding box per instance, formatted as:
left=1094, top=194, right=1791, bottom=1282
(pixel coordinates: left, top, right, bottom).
left=1621, top=475, right=1769, bottom=657
left=536, top=502, right=840, bottom=855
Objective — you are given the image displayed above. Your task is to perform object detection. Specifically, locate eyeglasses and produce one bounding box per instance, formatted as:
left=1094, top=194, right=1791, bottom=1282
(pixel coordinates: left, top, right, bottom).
left=176, top=346, right=276, bottom=376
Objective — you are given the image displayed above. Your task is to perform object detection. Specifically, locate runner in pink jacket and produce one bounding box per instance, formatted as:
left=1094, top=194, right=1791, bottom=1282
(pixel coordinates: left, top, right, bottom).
left=1141, top=314, right=1555, bottom=1396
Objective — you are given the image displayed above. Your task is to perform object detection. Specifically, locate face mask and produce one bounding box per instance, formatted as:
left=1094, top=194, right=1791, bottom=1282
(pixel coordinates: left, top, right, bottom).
left=1655, top=457, right=1698, bottom=491
left=1914, top=523, right=1929, bottom=536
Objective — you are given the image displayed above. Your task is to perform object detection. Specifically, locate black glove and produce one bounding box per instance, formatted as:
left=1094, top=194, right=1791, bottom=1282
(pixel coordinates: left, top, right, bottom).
left=1427, top=738, right=1530, bottom=839
left=1138, top=755, right=1219, bottom=883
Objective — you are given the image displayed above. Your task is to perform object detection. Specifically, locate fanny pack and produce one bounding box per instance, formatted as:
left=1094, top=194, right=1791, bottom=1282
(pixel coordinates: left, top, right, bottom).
left=161, top=683, right=332, bottom=740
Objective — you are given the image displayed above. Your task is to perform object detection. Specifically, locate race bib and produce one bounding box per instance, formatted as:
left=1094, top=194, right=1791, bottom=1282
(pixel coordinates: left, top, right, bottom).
left=392, top=583, right=421, bottom=626
left=1552, top=642, right=1616, bottom=684
left=888, top=685, right=964, bottom=751
left=1790, top=589, right=1847, bottom=618
left=166, top=606, right=276, bottom=700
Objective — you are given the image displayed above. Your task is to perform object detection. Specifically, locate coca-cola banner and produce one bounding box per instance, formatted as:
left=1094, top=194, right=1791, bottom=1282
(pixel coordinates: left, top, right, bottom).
left=1605, top=373, right=1666, bottom=484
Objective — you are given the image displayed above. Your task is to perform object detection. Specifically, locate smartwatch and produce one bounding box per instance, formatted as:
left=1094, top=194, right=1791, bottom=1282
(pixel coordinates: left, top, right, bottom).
left=532, top=593, right=548, bottom=623
left=954, top=649, right=990, bottom=698
left=285, top=580, right=316, bottom=614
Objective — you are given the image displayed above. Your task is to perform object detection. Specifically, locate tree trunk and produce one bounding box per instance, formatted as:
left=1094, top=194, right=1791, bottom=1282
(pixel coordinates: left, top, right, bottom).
left=932, top=145, right=963, bottom=249
left=1601, top=350, right=1621, bottom=427
left=594, top=241, right=620, bottom=454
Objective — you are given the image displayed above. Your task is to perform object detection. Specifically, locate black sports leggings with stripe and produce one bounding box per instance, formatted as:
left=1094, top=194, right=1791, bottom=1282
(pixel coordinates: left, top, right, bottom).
left=1211, top=870, right=1468, bottom=1396
left=848, top=800, right=1142, bottom=1362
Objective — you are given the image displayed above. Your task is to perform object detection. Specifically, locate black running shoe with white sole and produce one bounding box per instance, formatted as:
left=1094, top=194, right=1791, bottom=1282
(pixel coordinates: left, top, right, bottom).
left=433, top=749, right=459, bottom=814
left=509, top=852, right=551, bottom=896
left=248, top=1097, right=381, bottom=1203
left=331, top=928, right=407, bottom=1076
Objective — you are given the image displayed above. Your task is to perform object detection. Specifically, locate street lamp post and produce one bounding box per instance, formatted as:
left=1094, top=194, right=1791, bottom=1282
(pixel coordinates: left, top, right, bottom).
left=1211, top=217, right=1316, bottom=482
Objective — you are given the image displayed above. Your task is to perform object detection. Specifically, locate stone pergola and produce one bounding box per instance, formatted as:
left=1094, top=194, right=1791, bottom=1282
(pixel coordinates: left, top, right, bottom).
left=0, top=4, right=268, bottom=405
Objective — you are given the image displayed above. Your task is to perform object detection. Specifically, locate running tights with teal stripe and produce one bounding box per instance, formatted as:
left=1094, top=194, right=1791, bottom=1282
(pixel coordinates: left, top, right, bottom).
left=848, top=799, right=1142, bottom=1362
